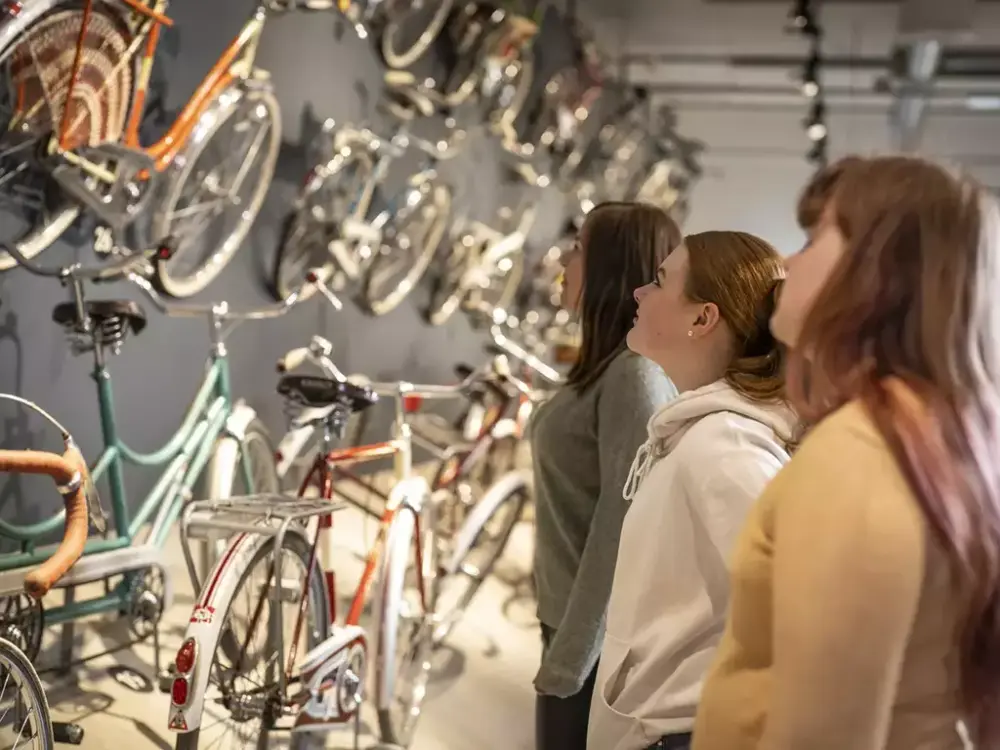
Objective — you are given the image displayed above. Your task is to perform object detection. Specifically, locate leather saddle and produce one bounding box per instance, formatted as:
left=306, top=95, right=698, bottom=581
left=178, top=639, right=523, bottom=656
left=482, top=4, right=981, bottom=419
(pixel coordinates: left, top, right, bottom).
left=52, top=299, right=148, bottom=336
left=277, top=375, right=378, bottom=414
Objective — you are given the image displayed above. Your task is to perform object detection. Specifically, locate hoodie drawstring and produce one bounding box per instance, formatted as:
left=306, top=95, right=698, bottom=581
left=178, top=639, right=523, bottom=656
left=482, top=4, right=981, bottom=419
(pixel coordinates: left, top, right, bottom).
left=623, top=440, right=657, bottom=502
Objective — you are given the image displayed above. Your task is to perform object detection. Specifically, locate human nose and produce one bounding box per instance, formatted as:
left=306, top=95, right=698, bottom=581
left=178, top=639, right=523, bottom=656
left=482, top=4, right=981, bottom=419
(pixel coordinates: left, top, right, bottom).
left=634, top=283, right=651, bottom=305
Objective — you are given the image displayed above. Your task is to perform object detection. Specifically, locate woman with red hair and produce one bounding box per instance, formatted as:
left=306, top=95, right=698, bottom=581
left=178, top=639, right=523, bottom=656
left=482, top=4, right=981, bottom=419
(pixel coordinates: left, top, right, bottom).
left=694, top=155, right=1000, bottom=749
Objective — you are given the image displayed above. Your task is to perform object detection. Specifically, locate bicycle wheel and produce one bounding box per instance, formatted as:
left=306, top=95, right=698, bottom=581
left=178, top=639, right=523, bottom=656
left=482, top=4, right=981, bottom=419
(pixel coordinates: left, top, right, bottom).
left=195, top=418, right=279, bottom=583
left=0, top=3, right=134, bottom=271
left=432, top=471, right=529, bottom=645
left=175, top=532, right=330, bottom=750
left=362, top=176, right=452, bottom=316
left=465, top=242, right=526, bottom=323
left=487, top=47, right=534, bottom=133
left=153, top=82, right=281, bottom=298
left=375, top=507, right=436, bottom=746
left=0, top=638, right=54, bottom=749
left=425, top=236, right=469, bottom=326
left=380, top=0, right=455, bottom=70
left=271, top=147, right=376, bottom=302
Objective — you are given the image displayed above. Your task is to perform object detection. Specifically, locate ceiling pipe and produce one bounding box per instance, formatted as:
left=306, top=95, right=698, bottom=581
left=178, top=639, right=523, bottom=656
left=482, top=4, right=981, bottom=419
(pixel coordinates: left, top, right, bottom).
left=889, top=0, right=977, bottom=150
left=890, top=39, right=942, bottom=151
left=644, top=82, right=1000, bottom=111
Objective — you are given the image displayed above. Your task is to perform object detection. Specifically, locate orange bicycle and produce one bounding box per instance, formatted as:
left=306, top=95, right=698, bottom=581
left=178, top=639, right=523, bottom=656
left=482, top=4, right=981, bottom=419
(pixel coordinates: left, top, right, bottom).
left=0, top=0, right=328, bottom=297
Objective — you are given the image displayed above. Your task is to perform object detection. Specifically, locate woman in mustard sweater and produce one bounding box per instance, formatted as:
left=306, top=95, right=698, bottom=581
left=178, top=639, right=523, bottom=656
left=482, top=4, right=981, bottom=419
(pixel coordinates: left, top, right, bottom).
left=694, top=155, right=1000, bottom=749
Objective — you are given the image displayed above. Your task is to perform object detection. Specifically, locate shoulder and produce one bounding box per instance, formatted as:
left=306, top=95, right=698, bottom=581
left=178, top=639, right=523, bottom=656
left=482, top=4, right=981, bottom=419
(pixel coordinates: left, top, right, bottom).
left=676, top=409, right=790, bottom=464
left=793, top=400, right=892, bottom=470
left=673, top=411, right=792, bottom=491
left=596, top=350, right=675, bottom=403
left=771, top=400, right=924, bottom=538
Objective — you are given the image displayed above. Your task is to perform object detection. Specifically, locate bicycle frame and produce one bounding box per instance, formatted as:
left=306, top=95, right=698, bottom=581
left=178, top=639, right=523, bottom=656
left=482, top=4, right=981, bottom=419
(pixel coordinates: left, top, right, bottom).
left=57, top=0, right=272, bottom=172
left=0, top=348, right=249, bottom=627
left=301, top=440, right=429, bottom=629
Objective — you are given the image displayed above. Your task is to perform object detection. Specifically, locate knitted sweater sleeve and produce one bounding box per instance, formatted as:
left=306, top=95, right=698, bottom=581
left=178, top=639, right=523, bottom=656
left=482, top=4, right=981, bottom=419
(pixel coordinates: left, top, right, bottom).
left=534, top=353, right=673, bottom=697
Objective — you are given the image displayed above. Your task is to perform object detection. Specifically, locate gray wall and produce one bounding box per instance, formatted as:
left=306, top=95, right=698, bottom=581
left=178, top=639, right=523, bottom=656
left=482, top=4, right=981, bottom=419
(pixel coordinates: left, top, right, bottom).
left=0, top=1, right=571, bottom=526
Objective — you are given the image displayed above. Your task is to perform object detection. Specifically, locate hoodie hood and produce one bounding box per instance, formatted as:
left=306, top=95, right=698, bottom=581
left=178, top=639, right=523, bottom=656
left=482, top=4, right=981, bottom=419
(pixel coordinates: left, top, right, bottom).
left=622, top=380, right=798, bottom=501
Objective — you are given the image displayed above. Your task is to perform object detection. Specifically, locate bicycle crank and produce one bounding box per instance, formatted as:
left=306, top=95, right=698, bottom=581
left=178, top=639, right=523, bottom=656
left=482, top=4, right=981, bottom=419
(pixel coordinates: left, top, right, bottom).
left=127, top=567, right=166, bottom=640
left=293, top=625, right=367, bottom=731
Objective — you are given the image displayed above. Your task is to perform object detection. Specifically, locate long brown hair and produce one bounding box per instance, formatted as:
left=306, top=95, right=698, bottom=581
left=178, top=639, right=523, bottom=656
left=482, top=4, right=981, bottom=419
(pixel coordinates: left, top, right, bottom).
left=684, top=231, right=786, bottom=402
left=568, top=202, right=682, bottom=391
left=790, top=155, right=1000, bottom=744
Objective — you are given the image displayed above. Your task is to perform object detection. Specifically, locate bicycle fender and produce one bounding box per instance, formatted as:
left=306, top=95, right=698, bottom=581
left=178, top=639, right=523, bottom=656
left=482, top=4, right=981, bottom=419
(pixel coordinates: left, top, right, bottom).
left=444, top=469, right=530, bottom=575
left=202, top=401, right=257, bottom=500
left=222, top=400, right=257, bottom=442
left=373, top=503, right=417, bottom=710
left=167, top=529, right=299, bottom=734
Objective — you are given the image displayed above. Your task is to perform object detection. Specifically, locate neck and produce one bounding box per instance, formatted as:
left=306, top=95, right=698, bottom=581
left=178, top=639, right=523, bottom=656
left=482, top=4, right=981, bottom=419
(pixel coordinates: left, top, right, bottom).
left=657, top=346, right=730, bottom=394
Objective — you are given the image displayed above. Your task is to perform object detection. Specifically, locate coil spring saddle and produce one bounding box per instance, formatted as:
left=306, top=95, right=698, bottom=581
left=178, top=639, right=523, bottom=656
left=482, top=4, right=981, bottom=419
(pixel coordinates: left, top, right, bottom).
left=51, top=299, right=147, bottom=355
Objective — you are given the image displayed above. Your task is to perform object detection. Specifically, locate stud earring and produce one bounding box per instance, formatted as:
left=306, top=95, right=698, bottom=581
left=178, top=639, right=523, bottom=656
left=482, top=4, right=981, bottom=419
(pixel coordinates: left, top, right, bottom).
left=687, top=330, right=693, bottom=337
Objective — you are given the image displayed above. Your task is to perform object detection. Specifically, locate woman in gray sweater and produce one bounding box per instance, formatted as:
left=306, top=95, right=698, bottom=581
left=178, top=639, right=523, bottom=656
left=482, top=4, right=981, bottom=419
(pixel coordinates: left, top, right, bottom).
left=532, top=202, right=680, bottom=749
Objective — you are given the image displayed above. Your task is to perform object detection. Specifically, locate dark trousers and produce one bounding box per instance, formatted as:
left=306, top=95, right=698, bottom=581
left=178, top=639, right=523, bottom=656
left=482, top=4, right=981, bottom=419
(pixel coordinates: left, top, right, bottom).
left=535, top=623, right=599, bottom=750
left=646, top=733, right=693, bottom=750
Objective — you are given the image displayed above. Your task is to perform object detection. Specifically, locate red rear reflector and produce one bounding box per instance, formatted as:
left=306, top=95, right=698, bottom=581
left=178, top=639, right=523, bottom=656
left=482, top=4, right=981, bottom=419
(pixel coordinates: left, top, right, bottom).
left=403, top=394, right=423, bottom=413
left=175, top=638, right=196, bottom=674
left=171, top=677, right=189, bottom=705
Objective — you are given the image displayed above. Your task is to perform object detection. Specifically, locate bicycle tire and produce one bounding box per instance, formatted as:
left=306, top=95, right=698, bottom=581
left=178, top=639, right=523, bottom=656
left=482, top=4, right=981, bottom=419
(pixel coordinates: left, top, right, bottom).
left=380, top=0, right=455, bottom=70
left=425, top=238, right=468, bottom=326
left=194, top=418, right=279, bottom=584
left=374, top=505, right=435, bottom=746
left=271, top=146, right=376, bottom=302
left=361, top=178, right=452, bottom=316
left=154, top=83, right=281, bottom=298
left=174, top=531, right=330, bottom=750
left=0, top=637, right=54, bottom=749
left=0, top=0, right=136, bottom=271
left=489, top=47, right=534, bottom=134
left=432, top=470, right=528, bottom=645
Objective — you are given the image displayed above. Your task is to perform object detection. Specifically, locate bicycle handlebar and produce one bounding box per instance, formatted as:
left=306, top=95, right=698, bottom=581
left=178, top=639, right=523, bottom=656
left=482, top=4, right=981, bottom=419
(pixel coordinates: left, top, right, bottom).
left=346, top=124, right=468, bottom=163
left=277, top=335, right=484, bottom=400
left=489, top=326, right=563, bottom=384
left=2, top=240, right=168, bottom=282
left=123, top=265, right=342, bottom=320
left=0, top=444, right=90, bottom=599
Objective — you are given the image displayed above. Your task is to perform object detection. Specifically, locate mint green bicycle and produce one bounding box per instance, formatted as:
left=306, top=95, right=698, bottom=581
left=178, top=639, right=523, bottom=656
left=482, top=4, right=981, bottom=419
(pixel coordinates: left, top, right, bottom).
left=0, top=242, right=320, bottom=671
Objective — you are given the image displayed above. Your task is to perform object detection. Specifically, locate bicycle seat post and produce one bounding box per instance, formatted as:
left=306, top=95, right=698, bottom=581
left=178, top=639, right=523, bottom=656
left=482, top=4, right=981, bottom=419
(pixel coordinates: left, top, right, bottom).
left=207, top=303, right=228, bottom=357
left=391, top=387, right=413, bottom=481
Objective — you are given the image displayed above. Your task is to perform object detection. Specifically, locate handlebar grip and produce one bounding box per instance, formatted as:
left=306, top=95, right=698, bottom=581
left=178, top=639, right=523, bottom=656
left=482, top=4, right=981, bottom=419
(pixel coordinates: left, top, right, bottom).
left=23, top=444, right=90, bottom=599
left=277, top=347, right=310, bottom=373
left=0, top=447, right=90, bottom=598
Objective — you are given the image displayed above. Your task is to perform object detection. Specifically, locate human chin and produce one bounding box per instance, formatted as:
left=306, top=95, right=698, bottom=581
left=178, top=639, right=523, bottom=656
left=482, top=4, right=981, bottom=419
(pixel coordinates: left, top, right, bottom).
left=626, top=322, right=646, bottom=355
left=769, top=298, right=798, bottom=347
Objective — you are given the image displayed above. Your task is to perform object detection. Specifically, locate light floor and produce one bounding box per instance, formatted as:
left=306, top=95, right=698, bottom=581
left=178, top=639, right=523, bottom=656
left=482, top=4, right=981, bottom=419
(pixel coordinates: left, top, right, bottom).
left=32, top=498, right=540, bottom=750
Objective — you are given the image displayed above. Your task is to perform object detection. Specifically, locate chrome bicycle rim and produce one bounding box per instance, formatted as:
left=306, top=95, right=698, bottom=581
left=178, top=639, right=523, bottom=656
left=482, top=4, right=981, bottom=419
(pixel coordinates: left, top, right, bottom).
left=154, top=86, right=281, bottom=298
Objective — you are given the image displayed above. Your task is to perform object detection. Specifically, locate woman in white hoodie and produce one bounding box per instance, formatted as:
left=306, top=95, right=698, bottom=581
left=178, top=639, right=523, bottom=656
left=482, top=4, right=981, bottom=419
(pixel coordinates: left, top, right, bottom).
left=588, top=230, right=797, bottom=750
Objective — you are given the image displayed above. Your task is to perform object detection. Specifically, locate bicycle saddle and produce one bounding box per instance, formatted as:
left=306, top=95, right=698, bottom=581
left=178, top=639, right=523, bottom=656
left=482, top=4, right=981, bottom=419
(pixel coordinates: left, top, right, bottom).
left=277, top=374, right=378, bottom=413
left=52, top=299, right=147, bottom=336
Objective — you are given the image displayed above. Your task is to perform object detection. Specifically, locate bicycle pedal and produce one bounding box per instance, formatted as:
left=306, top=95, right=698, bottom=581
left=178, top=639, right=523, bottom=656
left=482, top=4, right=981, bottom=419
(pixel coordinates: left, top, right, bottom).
left=53, top=722, right=84, bottom=745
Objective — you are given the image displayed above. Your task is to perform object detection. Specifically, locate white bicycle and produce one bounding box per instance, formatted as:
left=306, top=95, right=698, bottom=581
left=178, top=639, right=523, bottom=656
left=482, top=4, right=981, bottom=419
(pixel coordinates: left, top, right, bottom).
left=165, top=277, right=532, bottom=749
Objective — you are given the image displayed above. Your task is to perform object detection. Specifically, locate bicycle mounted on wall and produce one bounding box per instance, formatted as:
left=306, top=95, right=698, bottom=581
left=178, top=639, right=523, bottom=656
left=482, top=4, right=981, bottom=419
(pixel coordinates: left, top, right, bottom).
left=0, top=0, right=335, bottom=297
